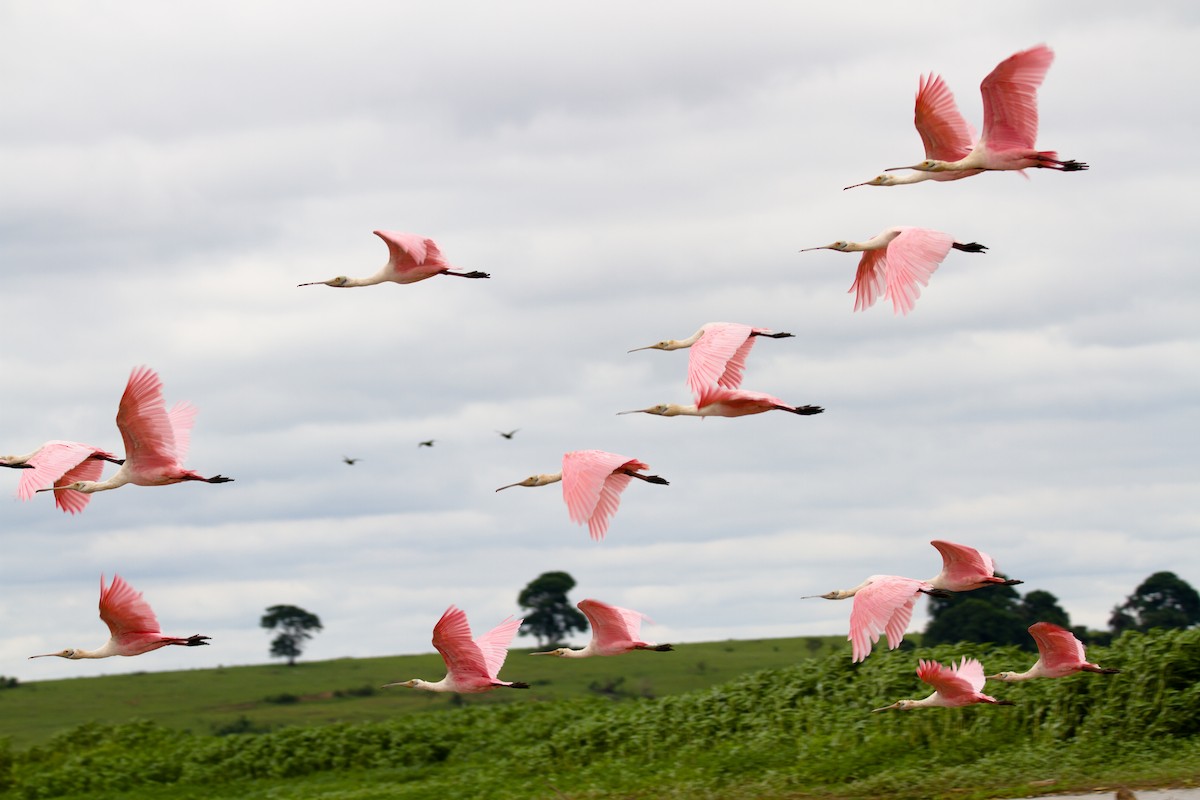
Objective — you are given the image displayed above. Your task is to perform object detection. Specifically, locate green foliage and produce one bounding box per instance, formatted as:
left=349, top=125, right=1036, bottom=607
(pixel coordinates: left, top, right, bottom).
left=1110, top=571, right=1200, bottom=634
left=516, top=571, right=587, bottom=647
left=0, top=629, right=1196, bottom=799
left=925, top=581, right=1073, bottom=650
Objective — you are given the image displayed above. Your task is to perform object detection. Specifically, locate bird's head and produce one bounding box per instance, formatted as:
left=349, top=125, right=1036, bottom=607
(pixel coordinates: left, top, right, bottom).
left=37, top=481, right=94, bottom=495
left=627, top=340, right=678, bottom=353
left=495, top=474, right=559, bottom=491
left=30, top=648, right=78, bottom=660
left=887, top=159, right=941, bottom=173
left=617, top=404, right=675, bottom=416
left=872, top=700, right=915, bottom=712
left=987, top=671, right=1018, bottom=682
left=800, top=241, right=851, bottom=253
left=530, top=648, right=569, bottom=657
left=382, top=678, right=422, bottom=689
left=844, top=175, right=894, bottom=189
left=298, top=276, right=350, bottom=288
left=802, top=589, right=851, bottom=600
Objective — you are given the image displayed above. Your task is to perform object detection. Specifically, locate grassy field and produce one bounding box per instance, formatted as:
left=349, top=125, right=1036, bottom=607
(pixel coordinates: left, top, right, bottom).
left=0, top=634, right=846, bottom=748
left=1, top=629, right=1196, bottom=800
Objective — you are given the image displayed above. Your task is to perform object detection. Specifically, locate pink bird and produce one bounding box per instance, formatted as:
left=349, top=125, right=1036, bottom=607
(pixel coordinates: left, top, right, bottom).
left=298, top=230, right=489, bottom=288
left=531, top=599, right=674, bottom=658
left=809, top=540, right=1023, bottom=662
left=886, top=44, right=1087, bottom=175
left=383, top=605, right=529, bottom=693
left=38, top=366, right=232, bottom=506
left=2, top=440, right=124, bottom=514
left=627, top=322, right=795, bottom=396
left=874, top=657, right=1013, bottom=711
left=29, top=574, right=210, bottom=660
left=618, top=384, right=823, bottom=419
left=989, top=622, right=1121, bottom=681
left=801, top=227, right=987, bottom=314
left=845, top=72, right=984, bottom=188
left=496, top=449, right=668, bottom=541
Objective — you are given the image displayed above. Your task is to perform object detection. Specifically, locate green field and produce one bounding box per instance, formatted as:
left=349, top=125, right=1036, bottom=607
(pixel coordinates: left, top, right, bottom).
left=0, top=634, right=845, bottom=748
left=1, top=630, right=1197, bottom=800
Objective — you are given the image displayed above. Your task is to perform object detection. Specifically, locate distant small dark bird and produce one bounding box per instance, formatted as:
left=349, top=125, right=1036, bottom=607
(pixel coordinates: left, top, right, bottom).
left=497, top=429, right=519, bottom=440
left=418, top=440, right=435, bottom=448
left=342, top=456, right=359, bottom=466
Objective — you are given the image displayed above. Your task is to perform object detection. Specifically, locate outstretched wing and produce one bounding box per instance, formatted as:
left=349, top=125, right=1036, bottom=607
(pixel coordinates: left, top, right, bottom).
left=848, top=576, right=924, bottom=662
left=930, top=539, right=995, bottom=586
left=562, top=450, right=639, bottom=540
left=1028, top=622, right=1086, bottom=673
left=978, top=44, right=1054, bottom=152
left=431, top=606, right=489, bottom=682
left=917, top=657, right=979, bottom=698
left=473, top=615, right=523, bottom=680
left=850, top=249, right=888, bottom=313
left=915, top=73, right=976, bottom=161
left=16, top=441, right=94, bottom=501
left=117, top=367, right=182, bottom=474
left=99, top=575, right=163, bottom=639
left=882, top=228, right=953, bottom=315
left=579, top=598, right=644, bottom=648
left=54, top=456, right=107, bottom=514
left=687, top=322, right=753, bottom=396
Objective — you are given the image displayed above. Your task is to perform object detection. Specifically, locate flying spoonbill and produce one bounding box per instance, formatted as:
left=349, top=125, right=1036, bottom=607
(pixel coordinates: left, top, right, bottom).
left=628, top=322, right=794, bottom=396
left=383, top=605, right=528, bottom=693
left=532, top=599, right=674, bottom=658
left=298, top=231, right=489, bottom=287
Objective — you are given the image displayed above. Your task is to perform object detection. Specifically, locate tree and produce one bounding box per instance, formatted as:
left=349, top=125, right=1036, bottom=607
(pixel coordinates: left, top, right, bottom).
left=261, top=605, right=323, bottom=666
left=924, top=577, right=1072, bottom=650
left=1109, top=571, right=1200, bottom=635
left=517, top=571, right=587, bottom=648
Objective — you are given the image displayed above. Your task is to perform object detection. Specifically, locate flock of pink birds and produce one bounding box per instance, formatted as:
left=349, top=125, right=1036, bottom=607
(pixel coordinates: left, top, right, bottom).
left=3, top=44, right=1115, bottom=707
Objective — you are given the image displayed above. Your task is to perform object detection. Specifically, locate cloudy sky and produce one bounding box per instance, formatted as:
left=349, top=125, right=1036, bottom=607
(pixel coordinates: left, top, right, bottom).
left=2, top=2, right=1196, bottom=682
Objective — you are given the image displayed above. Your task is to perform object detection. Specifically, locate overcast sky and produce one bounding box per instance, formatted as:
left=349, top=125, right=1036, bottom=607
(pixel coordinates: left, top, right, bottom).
left=2, top=1, right=1196, bottom=682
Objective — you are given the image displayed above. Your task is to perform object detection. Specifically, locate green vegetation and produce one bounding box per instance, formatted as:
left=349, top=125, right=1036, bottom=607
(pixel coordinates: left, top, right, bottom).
left=0, top=630, right=1196, bottom=800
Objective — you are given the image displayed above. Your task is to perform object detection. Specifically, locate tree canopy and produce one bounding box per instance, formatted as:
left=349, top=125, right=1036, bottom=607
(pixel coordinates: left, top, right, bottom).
left=1109, top=571, right=1200, bottom=634
left=924, top=579, right=1072, bottom=651
left=517, top=571, right=588, bottom=648
left=261, top=605, right=323, bottom=666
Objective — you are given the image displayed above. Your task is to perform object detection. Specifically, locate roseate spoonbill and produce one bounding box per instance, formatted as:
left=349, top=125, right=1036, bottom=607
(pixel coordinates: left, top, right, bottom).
left=845, top=73, right=984, bottom=189
left=874, top=657, right=1013, bottom=711
left=37, top=366, right=232, bottom=506
left=2, top=440, right=124, bottom=514
left=618, top=384, right=823, bottom=419
left=342, top=456, right=359, bottom=465
left=298, top=230, right=489, bottom=288
left=531, top=599, right=674, bottom=658
left=29, top=574, right=210, bottom=660
left=496, top=450, right=668, bottom=541
left=383, top=605, right=529, bottom=693
left=988, top=622, right=1120, bottom=681
left=801, top=227, right=986, bottom=315
left=497, top=429, right=519, bottom=440
left=809, top=540, right=1022, bottom=662
left=628, top=322, right=795, bottom=396
left=885, top=44, right=1087, bottom=175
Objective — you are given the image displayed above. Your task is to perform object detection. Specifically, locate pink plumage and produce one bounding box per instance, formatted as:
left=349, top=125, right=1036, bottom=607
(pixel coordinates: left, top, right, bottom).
left=989, top=622, right=1120, bottom=681
left=1, top=440, right=120, bottom=514
left=29, top=575, right=210, bottom=660
left=384, top=606, right=528, bottom=693
left=876, top=656, right=1011, bottom=711
left=533, top=599, right=673, bottom=658
left=628, top=322, right=795, bottom=397
left=298, top=231, right=489, bottom=287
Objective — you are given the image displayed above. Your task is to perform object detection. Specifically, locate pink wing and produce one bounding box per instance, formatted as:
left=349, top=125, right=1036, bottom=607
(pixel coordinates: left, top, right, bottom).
left=53, top=457, right=107, bottom=514
left=99, top=575, right=163, bottom=639
left=915, top=73, right=976, bottom=161
left=848, top=576, right=926, bottom=662
left=473, top=615, right=523, bottom=680
left=15, top=441, right=95, bottom=501
left=431, top=606, right=490, bottom=682
left=117, top=367, right=183, bottom=475
left=1028, top=622, right=1086, bottom=673
left=562, top=450, right=640, bottom=540
left=687, top=322, right=753, bottom=396
left=375, top=230, right=426, bottom=269
left=978, top=44, right=1054, bottom=152
left=917, top=657, right=979, bottom=699
left=696, top=384, right=787, bottom=412
left=579, top=598, right=644, bottom=649
left=167, top=402, right=198, bottom=466
left=850, top=248, right=887, bottom=312
left=930, top=540, right=995, bottom=588
left=882, top=228, right=953, bottom=315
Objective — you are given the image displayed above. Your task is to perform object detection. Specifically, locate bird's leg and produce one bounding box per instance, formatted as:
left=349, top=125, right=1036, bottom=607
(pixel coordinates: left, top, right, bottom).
left=622, top=470, right=669, bottom=486
left=179, top=635, right=211, bottom=647
left=181, top=474, right=234, bottom=484
left=1036, top=155, right=1089, bottom=171
left=781, top=405, right=824, bottom=416
left=501, top=681, right=531, bottom=689
left=987, top=698, right=1016, bottom=706
left=996, top=578, right=1024, bottom=586
left=951, top=242, right=988, bottom=253
left=635, top=644, right=675, bottom=652
left=439, top=269, right=491, bottom=279
left=919, top=588, right=954, bottom=599
left=1, top=463, right=34, bottom=469
left=750, top=331, right=796, bottom=339
left=1081, top=665, right=1121, bottom=674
